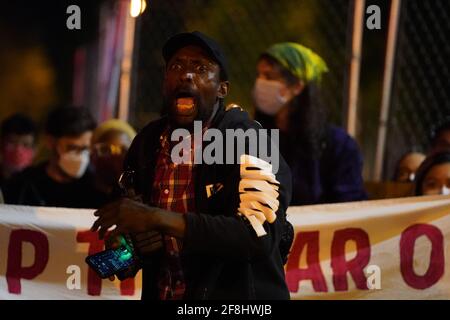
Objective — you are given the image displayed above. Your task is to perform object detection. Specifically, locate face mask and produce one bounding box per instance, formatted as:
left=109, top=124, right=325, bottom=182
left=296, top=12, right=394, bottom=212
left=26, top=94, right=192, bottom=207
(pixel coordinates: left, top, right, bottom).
left=253, top=78, right=289, bottom=116
left=2, top=144, right=34, bottom=172
left=440, top=186, right=450, bottom=196
left=58, top=150, right=90, bottom=178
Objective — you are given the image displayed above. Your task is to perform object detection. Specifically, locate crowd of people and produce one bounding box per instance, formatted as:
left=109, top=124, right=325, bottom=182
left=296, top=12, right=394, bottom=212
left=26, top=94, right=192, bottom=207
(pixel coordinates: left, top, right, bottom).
left=392, top=119, right=450, bottom=195
left=0, top=107, right=135, bottom=208
left=1, top=31, right=449, bottom=300
left=1, top=41, right=447, bottom=208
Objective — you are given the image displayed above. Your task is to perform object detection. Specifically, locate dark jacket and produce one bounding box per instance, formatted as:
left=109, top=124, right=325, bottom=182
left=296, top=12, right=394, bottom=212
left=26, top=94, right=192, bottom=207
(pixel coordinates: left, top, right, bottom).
left=124, top=106, right=293, bottom=300
left=2, top=162, right=108, bottom=209
left=288, top=126, right=367, bottom=205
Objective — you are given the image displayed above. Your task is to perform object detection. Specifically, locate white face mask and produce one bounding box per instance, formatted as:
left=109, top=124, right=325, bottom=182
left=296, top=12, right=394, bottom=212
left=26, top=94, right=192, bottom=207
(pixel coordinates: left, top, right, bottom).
left=58, top=150, right=90, bottom=178
left=441, top=186, right=450, bottom=196
left=253, top=78, right=289, bottom=116
left=424, top=185, right=450, bottom=196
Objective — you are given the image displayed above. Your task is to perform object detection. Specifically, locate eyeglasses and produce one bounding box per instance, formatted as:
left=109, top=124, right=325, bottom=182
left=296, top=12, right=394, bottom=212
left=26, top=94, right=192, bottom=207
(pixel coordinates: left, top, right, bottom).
left=397, top=169, right=415, bottom=183
left=91, top=143, right=127, bottom=157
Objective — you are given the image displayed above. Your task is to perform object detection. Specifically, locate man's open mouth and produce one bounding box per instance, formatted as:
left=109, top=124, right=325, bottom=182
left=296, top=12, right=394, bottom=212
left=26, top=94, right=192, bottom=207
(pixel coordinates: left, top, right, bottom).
left=175, top=92, right=197, bottom=115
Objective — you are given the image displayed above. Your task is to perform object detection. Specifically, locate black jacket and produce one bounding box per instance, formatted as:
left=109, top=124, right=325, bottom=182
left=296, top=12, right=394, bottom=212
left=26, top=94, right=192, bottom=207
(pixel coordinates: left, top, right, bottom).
left=2, top=162, right=108, bottom=209
left=124, top=106, right=293, bottom=300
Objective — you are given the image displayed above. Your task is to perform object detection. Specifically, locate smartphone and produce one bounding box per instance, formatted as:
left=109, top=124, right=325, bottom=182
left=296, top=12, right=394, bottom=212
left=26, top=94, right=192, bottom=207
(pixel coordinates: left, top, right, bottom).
left=85, top=237, right=136, bottom=279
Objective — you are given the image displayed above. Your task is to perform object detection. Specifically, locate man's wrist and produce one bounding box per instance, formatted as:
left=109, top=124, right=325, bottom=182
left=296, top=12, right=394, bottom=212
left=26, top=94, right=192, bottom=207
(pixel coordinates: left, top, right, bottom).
left=148, top=208, right=186, bottom=238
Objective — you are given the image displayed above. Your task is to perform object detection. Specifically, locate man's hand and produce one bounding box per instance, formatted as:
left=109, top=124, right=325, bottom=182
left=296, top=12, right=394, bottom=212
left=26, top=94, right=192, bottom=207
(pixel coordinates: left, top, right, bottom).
left=91, top=198, right=160, bottom=240
left=104, top=234, right=141, bottom=282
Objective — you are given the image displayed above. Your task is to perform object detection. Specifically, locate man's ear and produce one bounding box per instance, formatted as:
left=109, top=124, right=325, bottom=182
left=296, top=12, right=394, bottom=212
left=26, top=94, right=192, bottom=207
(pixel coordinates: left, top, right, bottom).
left=217, top=81, right=229, bottom=99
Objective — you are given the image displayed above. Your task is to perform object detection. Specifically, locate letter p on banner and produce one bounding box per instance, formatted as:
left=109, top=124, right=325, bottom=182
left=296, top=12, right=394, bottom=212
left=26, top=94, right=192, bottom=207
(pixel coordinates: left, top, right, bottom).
left=6, top=229, right=49, bottom=294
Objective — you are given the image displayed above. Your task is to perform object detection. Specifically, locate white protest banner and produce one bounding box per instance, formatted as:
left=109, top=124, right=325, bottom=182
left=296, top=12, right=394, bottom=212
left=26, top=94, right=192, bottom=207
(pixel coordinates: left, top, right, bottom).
left=1, top=194, right=450, bottom=299
left=0, top=205, right=141, bottom=300
left=286, top=195, right=450, bottom=299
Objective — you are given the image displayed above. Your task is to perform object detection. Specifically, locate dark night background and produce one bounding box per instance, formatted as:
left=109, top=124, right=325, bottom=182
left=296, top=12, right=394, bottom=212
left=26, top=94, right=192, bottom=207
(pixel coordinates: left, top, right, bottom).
left=0, top=0, right=448, bottom=180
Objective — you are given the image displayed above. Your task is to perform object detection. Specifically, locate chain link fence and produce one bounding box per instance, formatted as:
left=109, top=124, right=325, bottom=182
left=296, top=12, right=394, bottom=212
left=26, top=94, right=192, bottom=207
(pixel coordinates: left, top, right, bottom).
left=130, top=0, right=450, bottom=183
left=130, top=0, right=351, bottom=130
left=384, top=0, right=450, bottom=179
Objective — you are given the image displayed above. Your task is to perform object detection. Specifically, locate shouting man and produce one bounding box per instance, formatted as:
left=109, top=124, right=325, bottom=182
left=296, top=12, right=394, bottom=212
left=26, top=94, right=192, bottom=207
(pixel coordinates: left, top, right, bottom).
left=92, top=31, right=293, bottom=300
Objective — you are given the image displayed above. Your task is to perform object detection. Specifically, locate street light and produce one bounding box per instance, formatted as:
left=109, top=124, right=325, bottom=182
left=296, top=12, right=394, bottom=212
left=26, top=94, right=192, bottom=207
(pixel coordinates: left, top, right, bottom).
left=130, top=0, right=147, bottom=18
left=119, top=0, right=147, bottom=121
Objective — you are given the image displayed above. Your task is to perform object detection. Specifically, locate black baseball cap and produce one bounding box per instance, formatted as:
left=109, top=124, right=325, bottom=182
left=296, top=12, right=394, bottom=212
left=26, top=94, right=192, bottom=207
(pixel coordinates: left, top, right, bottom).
left=162, top=31, right=229, bottom=81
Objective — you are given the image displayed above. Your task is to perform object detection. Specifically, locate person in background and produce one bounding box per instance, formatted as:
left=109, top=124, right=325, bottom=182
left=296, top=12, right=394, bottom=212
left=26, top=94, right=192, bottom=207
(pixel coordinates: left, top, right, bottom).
left=3, top=106, right=105, bottom=208
left=394, top=151, right=426, bottom=183
left=429, top=118, right=450, bottom=155
left=0, top=114, right=38, bottom=186
left=91, top=119, right=136, bottom=203
left=253, top=42, right=367, bottom=205
left=415, top=151, right=450, bottom=196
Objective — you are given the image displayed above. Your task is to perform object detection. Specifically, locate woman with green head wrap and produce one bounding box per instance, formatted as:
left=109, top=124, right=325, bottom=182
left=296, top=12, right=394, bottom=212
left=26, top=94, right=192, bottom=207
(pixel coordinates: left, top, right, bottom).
left=253, top=42, right=367, bottom=205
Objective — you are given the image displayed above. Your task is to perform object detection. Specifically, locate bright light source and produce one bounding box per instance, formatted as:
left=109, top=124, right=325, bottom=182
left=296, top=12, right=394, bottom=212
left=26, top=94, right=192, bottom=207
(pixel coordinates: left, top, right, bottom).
left=130, top=0, right=147, bottom=18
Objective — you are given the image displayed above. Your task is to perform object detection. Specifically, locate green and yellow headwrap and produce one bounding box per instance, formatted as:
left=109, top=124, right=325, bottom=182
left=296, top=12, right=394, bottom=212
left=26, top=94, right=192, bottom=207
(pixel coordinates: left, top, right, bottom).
left=265, top=42, right=329, bottom=84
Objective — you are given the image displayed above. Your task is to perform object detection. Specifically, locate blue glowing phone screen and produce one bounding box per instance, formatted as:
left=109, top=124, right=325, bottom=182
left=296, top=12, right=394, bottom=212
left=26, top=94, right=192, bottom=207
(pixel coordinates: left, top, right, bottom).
left=87, top=245, right=135, bottom=278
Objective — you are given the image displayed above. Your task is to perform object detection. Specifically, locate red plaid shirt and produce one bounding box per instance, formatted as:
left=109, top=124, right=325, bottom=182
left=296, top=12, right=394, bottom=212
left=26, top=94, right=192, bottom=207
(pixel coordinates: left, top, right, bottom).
left=151, top=127, right=198, bottom=300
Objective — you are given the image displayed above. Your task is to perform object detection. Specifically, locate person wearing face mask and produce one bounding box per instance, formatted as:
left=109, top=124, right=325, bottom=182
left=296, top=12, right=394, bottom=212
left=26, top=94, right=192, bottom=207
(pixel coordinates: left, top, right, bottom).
left=394, top=151, right=426, bottom=183
left=415, top=151, right=450, bottom=196
left=91, top=119, right=136, bottom=205
left=253, top=42, right=367, bottom=205
left=3, top=106, right=104, bottom=208
left=0, top=114, right=37, bottom=187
